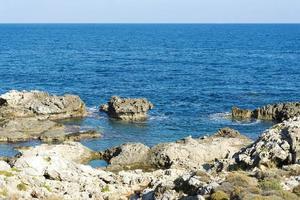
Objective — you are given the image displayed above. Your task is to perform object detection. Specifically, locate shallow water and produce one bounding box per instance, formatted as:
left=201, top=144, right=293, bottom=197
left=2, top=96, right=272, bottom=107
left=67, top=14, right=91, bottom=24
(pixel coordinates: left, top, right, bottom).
left=0, top=24, right=299, bottom=160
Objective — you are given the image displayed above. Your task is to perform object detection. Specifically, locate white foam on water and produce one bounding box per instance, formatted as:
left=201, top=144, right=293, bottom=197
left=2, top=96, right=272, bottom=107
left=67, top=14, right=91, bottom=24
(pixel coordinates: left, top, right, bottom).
left=209, top=112, right=231, bottom=121
left=209, top=112, right=261, bottom=126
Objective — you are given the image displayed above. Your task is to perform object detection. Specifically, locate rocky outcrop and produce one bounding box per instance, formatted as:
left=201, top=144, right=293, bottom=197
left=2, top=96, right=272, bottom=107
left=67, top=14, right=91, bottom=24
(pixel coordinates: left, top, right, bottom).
left=100, top=143, right=151, bottom=171
left=1, top=139, right=300, bottom=199
left=0, top=90, right=87, bottom=120
left=149, top=128, right=251, bottom=170
left=100, top=128, right=251, bottom=171
left=100, top=96, right=154, bottom=121
left=0, top=90, right=99, bottom=142
left=232, top=102, right=300, bottom=122
left=234, top=117, right=300, bottom=169
left=0, top=118, right=100, bottom=142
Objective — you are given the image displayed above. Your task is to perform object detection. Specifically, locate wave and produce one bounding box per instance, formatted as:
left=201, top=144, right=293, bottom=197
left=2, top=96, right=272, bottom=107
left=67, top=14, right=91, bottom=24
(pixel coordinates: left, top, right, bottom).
left=208, top=112, right=231, bottom=121
left=209, top=112, right=261, bottom=126
left=149, top=114, right=169, bottom=121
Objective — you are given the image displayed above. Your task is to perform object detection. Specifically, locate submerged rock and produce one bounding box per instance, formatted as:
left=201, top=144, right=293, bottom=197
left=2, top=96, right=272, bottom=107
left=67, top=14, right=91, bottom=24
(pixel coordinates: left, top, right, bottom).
left=234, top=116, right=300, bottom=169
left=100, top=96, right=154, bottom=121
left=0, top=90, right=87, bottom=120
left=232, top=102, right=300, bottom=122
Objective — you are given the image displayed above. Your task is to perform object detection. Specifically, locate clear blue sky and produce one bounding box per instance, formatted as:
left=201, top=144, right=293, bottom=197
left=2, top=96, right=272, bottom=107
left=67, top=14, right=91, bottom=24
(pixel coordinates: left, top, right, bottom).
left=0, top=0, right=300, bottom=23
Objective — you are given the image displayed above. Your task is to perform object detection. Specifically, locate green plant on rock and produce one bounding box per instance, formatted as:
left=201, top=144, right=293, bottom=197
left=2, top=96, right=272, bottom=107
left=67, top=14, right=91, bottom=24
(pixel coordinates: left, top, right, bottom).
left=101, top=185, right=110, bottom=193
left=226, top=171, right=257, bottom=188
left=17, top=182, right=27, bottom=191
left=11, top=167, right=21, bottom=172
left=259, top=179, right=282, bottom=191
left=0, top=188, right=8, bottom=197
left=0, top=170, right=13, bottom=177
left=210, top=190, right=229, bottom=200
left=43, top=183, right=51, bottom=192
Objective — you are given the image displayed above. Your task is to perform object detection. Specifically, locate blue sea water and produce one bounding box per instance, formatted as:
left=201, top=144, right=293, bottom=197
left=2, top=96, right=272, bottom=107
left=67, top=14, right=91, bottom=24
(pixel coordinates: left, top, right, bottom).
left=0, top=24, right=300, bottom=161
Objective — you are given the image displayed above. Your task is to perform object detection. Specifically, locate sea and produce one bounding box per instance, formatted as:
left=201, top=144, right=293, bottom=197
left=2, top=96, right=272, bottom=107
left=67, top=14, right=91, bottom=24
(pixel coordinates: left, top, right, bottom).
left=0, top=24, right=299, bottom=166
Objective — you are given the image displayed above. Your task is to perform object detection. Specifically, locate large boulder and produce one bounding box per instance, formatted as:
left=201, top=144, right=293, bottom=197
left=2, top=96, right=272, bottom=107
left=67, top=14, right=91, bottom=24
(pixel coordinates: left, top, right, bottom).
left=100, top=96, right=154, bottom=121
left=101, top=128, right=251, bottom=171
left=149, top=128, right=251, bottom=170
left=232, top=102, right=300, bottom=122
left=100, top=143, right=151, bottom=171
left=0, top=90, right=87, bottom=120
left=233, top=117, right=300, bottom=169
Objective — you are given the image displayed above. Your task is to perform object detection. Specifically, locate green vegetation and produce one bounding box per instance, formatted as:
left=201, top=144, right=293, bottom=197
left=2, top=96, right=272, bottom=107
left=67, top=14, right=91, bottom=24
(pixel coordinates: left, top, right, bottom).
left=44, top=156, right=51, bottom=162
left=11, top=167, right=21, bottom=172
left=17, top=182, right=27, bottom=191
left=0, top=188, right=8, bottom=197
left=210, top=191, right=229, bottom=200
left=259, top=179, right=282, bottom=191
left=43, top=183, right=51, bottom=192
left=0, top=170, right=13, bottom=177
left=226, top=171, right=257, bottom=188
left=101, top=185, right=110, bottom=193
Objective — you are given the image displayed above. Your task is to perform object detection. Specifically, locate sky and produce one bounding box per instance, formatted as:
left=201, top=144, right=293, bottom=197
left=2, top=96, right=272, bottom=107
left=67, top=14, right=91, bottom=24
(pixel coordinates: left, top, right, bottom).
left=0, top=0, right=300, bottom=23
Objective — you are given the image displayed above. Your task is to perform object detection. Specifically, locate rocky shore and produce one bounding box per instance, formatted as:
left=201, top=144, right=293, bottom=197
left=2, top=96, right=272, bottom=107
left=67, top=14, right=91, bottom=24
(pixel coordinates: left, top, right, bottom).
left=0, top=117, right=299, bottom=199
left=0, top=91, right=300, bottom=199
left=232, top=102, right=300, bottom=122
left=0, top=90, right=100, bottom=142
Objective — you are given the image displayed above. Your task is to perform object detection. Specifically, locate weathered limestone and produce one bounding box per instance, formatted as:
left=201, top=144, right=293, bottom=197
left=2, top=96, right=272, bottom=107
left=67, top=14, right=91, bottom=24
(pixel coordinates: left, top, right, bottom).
left=1, top=137, right=300, bottom=199
left=100, top=143, right=151, bottom=171
left=232, top=102, right=300, bottom=122
left=234, top=116, right=300, bottom=169
left=0, top=90, right=99, bottom=142
left=100, top=96, right=154, bottom=121
left=0, top=118, right=100, bottom=142
left=100, top=128, right=251, bottom=171
left=0, top=90, right=87, bottom=120
left=149, top=128, right=251, bottom=170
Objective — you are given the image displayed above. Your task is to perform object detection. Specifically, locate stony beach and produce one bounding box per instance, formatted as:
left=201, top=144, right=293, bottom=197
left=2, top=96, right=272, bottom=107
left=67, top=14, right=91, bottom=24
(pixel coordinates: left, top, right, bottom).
left=0, top=90, right=299, bottom=199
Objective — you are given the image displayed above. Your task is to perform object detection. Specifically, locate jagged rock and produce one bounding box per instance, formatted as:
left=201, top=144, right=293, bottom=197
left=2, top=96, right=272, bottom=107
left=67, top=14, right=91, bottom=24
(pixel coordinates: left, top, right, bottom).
left=214, top=127, right=245, bottom=138
left=0, top=90, right=98, bottom=142
left=100, top=143, right=151, bottom=171
left=149, top=131, right=251, bottom=170
left=232, top=102, right=300, bottom=122
left=0, top=90, right=87, bottom=120
left=0, top=118, right=100, bottom=142
left=100, top=96, right=154, bottom=121
left=0, top=160, right=11, bottom=171
left=234, top=117, right=300, bottom=169
left=100, top=129, right=251, bottom=171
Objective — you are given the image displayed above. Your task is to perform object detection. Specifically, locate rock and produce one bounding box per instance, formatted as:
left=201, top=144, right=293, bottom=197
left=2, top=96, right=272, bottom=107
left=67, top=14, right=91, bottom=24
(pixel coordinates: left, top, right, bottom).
left=232, top=107, right=253, bottom=120
left=100, top=96, right=153, bottom=121
left=149, top=129, right=251, bottom=170
left=16, top=142, right=97, bottom=164
left=0, top=118, right=100, bottom=142
left=0, top=90, right=87, bottom=120
left=214, top=127, right=245, bottom=138
left=232, top=102, right=300, bottom=122
left=0, top=160, right=11, bottom=171
left=100, top=143, right=151, bottom=171
left=233, top=117, right=300, bottom=169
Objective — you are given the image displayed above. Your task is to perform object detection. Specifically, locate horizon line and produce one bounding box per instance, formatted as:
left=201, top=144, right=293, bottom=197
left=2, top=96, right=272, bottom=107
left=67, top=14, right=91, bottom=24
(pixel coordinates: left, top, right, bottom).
left=0, top=22, right=300, bottom=25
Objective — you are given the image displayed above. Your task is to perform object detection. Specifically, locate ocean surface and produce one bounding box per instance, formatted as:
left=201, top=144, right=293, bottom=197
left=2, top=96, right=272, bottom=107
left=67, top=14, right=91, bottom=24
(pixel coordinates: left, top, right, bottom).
left=0, top=24, right=300, bottom=164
